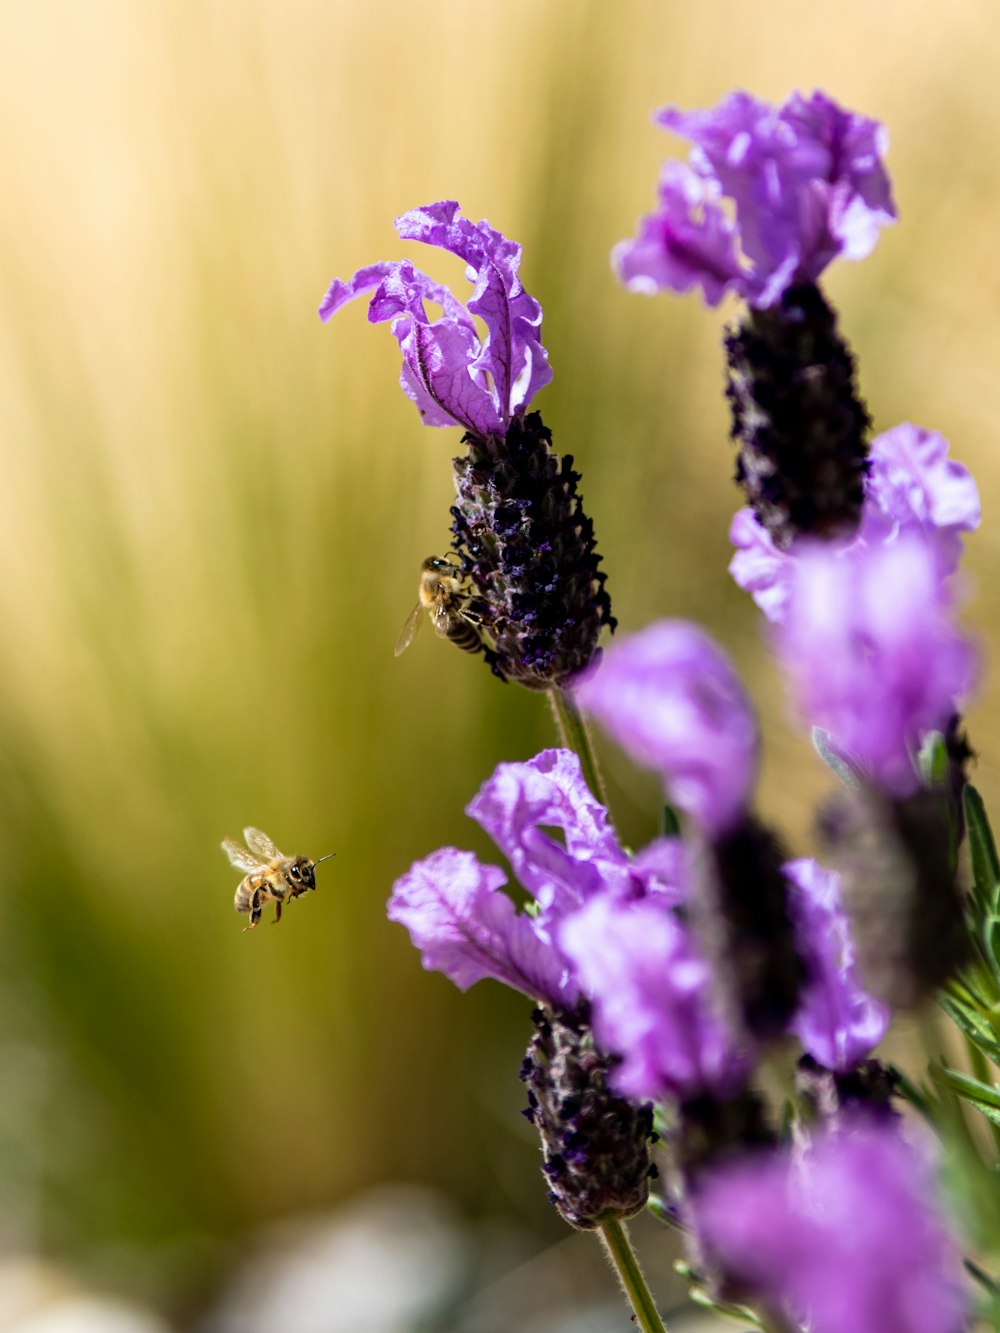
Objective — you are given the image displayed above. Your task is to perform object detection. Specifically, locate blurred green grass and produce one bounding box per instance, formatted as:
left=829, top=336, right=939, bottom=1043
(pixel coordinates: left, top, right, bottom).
left=1, top=0, right=1000, bottom=1318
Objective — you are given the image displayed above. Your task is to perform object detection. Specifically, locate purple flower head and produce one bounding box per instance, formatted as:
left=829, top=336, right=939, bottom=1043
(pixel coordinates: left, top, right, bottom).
left=320, top=201, right=552, bottom=437
left=730, top=424, right=981, bottom=622
left=388, top=750, right=684, bottom=1007
left=576, top=622, right=759, bottom=837
left=615, top=90, right=896, bottom=309
left=785, top=857, right=890, bottom=1072
left=777, top=536, right=978, bottom=797
left=691, top=1123, right=966, bottom=1333
left=388, top=848, right=577, bottom=1008
left=558, top=894, right=749, bottom=1103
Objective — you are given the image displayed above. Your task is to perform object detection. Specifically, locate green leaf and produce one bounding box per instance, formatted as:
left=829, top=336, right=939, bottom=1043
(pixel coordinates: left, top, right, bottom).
left=938, top=993, right=1000, bottom=1065
left=964, top=785, right=1000, bottom=916
left=811, top=727, right=863, bottom=791
left=919, top=731, right=950, bottom=788
left=931, top=1065, right=1000, bottom=1125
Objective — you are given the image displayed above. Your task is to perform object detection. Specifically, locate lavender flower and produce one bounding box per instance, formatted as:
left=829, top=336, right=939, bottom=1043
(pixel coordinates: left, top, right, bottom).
left=777, top=536, right=977, bottom=798
left=785, top=858, right=889, bottom=1073
left=321, top=203, right=613, bottom=689
left=614, top=90, right=896, bottom=310
left=776, top=536, right=975, bottom=1006
left=691, top=1124, right=966, bottom=1333
left=388, top=750, right=675, bottom=1230
left=320, top=201, right=550, bottom=438
left=617, top=91, right=897, bottom=552
left=578, top=622, right=806, bottom=1041
left=730, top=424, right=982, bottom=622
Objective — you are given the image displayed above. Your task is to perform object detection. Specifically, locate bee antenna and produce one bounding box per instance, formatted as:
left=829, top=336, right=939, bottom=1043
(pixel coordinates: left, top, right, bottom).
left=314, top=853, right=336, bottom=865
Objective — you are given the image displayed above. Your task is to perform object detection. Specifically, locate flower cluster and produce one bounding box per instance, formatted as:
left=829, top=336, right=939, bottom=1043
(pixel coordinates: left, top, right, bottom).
left=325, top=82, right=984, bottom=1333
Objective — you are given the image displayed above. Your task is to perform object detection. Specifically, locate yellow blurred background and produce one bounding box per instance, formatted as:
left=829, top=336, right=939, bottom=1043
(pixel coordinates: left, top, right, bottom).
left=0, top=0, right=999, bottom=1325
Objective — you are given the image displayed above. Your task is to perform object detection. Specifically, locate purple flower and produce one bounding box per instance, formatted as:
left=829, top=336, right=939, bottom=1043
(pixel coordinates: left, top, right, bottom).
left=558, top=894, right=749, bottom=1103
left=691, top=1124, right=966, bottom=1333
left=388, top=848, right=577, bottom=1007
left=776, top=536, right=978, bottom=797
left=575, top=622, right=758, bottom=836
left=615, top=90, right=896, bottom=309
left=388, top=750, right=683, bottom=1006
left=785, top=858, right=889, bottom=1072
left=730, top=424, right=981, bottom=622
left=320, top=201, right=552, bottom=437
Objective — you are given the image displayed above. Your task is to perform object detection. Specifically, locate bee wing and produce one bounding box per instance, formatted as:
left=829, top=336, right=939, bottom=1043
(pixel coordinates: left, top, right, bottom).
left=221, top=838, right=266, bottom=872
left=429, top=600, right=453, bottom=638
left=394, top=602, right=425, bottom=657
left=244, top=827, right=283, bottom=860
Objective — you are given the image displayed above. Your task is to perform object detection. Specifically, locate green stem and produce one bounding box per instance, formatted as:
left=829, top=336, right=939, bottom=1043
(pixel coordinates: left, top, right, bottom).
left=598, top=1219, right=668, bottom=1333
left=549, top=685, right=607, bottom=804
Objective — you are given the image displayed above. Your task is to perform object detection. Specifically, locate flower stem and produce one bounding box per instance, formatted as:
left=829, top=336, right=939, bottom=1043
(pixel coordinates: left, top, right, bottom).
left=598, top=1219, right=668, bottom=1333
left=549, top=686, right=607, bottom=804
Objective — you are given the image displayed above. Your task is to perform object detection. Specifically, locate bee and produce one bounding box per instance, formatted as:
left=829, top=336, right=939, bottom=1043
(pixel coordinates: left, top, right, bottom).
left=394, top=554, right=485, bottom=658
left=221, top=828, right=335, bottom=931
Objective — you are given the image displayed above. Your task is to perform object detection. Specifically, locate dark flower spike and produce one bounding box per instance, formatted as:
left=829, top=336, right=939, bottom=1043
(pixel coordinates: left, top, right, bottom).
left=724, top=281, right=871, bottom=549
left=451, top=412, right=615, bottom=688
left=523, top=1006, right=655, bottom=1231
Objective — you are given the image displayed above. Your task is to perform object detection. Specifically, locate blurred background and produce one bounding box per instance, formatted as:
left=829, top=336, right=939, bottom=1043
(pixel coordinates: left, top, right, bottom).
left=0, top=0, right=999, bottom=1327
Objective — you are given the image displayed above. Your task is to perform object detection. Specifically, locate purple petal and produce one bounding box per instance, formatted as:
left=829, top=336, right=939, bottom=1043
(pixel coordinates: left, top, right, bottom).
left=466, top=749, right=632, bottom=921
left=612, top=162, right=745, bottom=306
left=692, top=1125, right=965, bottom=1333
left=395, top=318, right=504, bottom=436
left=387, top=847, right=576, bottom=1006
left=728, top=506, right=794, bottom=623
left=861, top=424, right=981, bottom=576
left=776, top=538, right=978, bottom=796
left=786, top=858, right=889, bottom=1071
left=318, top=262, right=397, bottom=322
left=576, top=622, right=758, bottom=836
left=558, top=895, right=748, bottom=1102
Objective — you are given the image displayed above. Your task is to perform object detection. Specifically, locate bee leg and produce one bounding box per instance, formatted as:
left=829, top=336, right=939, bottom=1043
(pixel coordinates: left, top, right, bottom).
left=272, top=899, right=283, bottom=925
left=242, top=889, right=263, bottom=932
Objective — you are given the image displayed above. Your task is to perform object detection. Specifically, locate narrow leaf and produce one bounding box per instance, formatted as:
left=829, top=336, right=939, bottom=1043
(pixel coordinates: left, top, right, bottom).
left=964, top=785, right=1000, bottom=916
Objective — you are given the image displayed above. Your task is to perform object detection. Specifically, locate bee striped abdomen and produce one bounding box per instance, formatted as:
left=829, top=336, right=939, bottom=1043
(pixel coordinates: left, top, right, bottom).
left=445, top=618, right=483, bottom=654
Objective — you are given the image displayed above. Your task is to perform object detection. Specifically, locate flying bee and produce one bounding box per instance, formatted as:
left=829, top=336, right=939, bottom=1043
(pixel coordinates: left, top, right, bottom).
left=394, top=554, right=485, bottom=658
left=221, top=828, right=335, bottom=931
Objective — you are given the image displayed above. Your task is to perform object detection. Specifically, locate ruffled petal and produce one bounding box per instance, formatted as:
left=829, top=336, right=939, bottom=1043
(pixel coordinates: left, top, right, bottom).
left=466, top=749, right=632, bottom=921
left=612, top=162, right=745, bottom=306
left=388, top=847, right=576, bottom=1006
